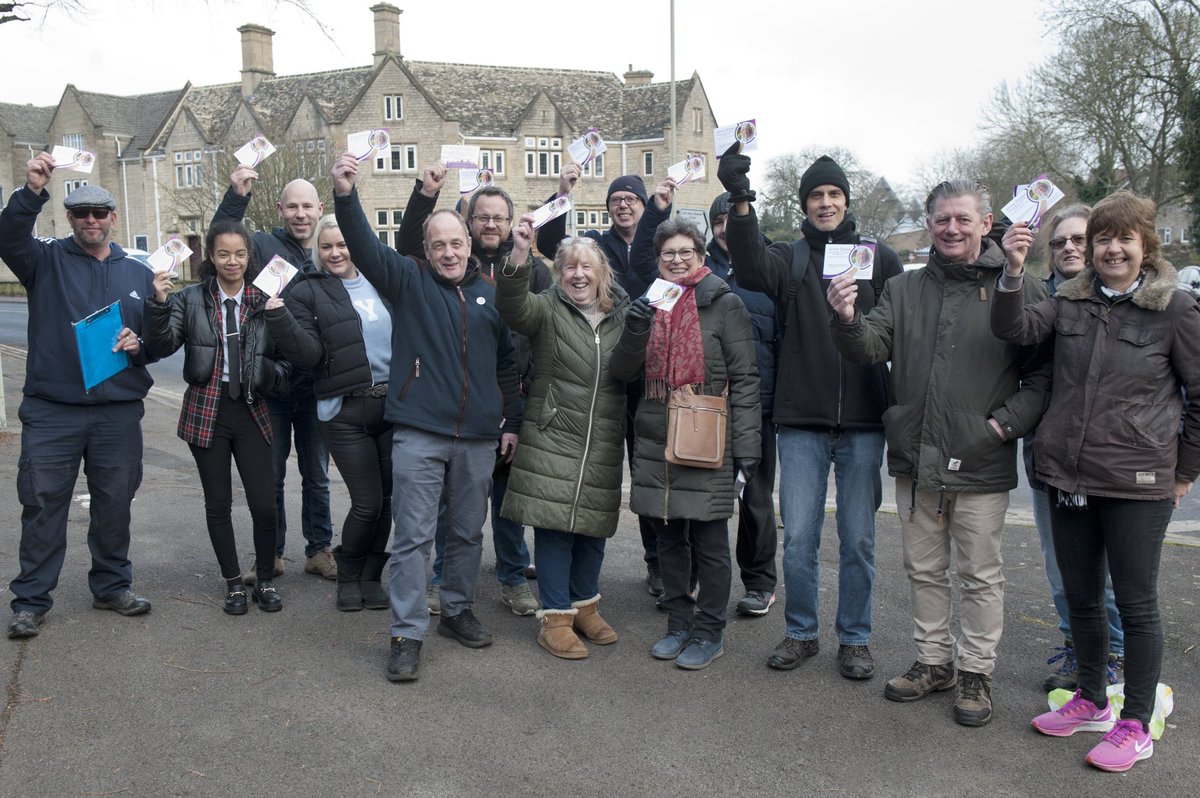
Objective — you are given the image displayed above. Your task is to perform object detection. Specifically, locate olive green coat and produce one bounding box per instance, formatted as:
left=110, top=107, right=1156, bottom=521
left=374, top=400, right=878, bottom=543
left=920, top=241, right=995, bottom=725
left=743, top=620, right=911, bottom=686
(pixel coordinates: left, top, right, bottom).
left=610, top=273, right=762, bottom=521
left=496, top=260, right=630, bottom=537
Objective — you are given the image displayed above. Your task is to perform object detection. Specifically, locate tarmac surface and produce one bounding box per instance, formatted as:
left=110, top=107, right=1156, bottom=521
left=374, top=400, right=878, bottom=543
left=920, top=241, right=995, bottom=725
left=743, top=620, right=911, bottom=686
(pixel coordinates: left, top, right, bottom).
left=0, top=345, right=1198, bottom=797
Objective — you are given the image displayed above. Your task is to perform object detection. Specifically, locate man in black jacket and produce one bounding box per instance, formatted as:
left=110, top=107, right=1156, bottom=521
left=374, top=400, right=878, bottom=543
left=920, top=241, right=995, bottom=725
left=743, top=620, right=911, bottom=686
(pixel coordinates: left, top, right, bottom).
left=396, top=165, right=550, bottom=617
left=721, top=150, right=902, bottom=680
left=213, top=166, right=336, bottom=583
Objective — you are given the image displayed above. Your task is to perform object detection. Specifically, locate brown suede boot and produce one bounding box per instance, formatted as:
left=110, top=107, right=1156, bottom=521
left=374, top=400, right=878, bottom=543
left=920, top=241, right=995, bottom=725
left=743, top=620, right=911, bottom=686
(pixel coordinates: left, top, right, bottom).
left=572, top=594, right=618, bottom=645
left=538, top=610, right=587, bottom=659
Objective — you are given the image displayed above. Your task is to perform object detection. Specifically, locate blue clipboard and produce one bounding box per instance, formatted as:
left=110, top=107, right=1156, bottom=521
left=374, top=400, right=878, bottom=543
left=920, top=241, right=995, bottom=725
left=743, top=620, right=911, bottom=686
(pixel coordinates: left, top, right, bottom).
left=73, top=301, right=129, bottom=390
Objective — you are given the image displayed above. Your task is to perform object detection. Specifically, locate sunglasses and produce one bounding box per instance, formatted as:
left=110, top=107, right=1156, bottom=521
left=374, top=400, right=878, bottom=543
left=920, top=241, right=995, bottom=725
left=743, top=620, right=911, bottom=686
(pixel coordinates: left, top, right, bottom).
left=1048, top=234, right=1086, bottom=251
left=70, top=207, right=111, bottom=220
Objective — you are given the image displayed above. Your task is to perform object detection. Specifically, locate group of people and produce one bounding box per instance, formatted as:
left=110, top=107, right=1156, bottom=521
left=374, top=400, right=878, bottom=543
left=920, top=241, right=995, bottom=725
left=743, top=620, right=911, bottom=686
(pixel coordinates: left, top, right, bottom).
left=3, top=131, right=1196, bottom=773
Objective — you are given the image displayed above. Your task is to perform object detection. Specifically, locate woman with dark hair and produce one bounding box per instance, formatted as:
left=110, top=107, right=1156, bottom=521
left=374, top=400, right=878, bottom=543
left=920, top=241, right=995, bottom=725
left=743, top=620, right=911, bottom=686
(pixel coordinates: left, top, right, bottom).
left=495, top=225, right=629, bottom=659
left=993, top=190, right=1200, bottom=771
left=611, top=210, right=761, bottom=671
left=265, top=214, right=394, bottom=612
left=145, top=219, right=289, bottom=614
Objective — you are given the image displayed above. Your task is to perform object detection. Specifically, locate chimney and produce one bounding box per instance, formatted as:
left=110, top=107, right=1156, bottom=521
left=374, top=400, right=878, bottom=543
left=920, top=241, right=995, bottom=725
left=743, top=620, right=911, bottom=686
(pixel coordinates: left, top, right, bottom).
left=623, top=65, right=654, bottom=87
left=372, top=3, right=402, bottom=67
left=238, top=24, right=275, bottom=98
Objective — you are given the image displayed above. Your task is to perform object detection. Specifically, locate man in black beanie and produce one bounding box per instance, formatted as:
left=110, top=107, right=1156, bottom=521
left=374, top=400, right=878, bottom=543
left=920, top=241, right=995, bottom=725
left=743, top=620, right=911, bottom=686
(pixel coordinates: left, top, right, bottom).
left=719, top=146, right=902, bottom=680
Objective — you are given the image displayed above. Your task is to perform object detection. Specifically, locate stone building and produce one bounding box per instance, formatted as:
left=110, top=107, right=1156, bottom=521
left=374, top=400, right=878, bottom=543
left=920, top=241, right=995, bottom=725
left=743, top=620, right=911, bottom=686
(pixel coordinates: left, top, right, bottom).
left=0, top=3, right=722, bottom=281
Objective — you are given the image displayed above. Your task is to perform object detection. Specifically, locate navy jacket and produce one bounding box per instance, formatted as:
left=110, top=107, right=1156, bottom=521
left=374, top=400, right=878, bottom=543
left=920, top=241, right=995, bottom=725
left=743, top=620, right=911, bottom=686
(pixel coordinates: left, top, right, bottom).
left=334, top=188, right=521, bottom=440
left=0, top=186, right=156, bottom=404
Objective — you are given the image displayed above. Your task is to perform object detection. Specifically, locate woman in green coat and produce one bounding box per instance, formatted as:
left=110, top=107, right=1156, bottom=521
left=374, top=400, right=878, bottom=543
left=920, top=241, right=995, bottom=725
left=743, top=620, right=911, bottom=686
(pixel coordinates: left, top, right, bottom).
left=498, top=219, right=630, bottom=660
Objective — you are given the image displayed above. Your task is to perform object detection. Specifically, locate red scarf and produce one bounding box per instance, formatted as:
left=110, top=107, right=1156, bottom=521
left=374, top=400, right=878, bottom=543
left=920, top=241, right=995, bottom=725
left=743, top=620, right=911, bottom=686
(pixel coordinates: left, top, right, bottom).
left=644, top=266, right=710, bottom=401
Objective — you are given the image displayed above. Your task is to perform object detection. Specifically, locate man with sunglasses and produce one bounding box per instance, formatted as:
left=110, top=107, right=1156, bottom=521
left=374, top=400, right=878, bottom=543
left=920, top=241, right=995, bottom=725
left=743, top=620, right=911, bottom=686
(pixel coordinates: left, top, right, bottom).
left=1, top=152, right=156, bottom=639
left=396, top=166, right=551, bottom=617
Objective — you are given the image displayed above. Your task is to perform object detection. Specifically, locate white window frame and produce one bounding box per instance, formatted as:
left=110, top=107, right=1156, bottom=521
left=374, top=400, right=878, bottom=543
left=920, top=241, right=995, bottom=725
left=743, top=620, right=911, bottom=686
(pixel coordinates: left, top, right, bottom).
left=384, top=94, right=404, bottom=121
left=376, top=207, right=403, bottom=246
left=1181, top=226, right=1190, bottom=245
left=63, top=133, right=84, bottom=150
left=133, top=235, right=149, bottom=250
left=583, top=152, right=605, bottom=178
left=643, top=151, right=654, bottom=176
left=1162, top=227, right=1172, bottom=245
left=64, top=178, right=88, bottom=194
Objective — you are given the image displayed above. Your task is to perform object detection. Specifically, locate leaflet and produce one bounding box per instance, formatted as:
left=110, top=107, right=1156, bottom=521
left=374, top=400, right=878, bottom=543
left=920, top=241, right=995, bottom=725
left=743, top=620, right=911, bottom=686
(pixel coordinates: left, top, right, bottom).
left=667, top=154, right=706, bottom=185
left=51, top=145, right=96, bottom=174
left=714, top=118, right=758, bottom=157
left=822, top=243, right=876, bottom=280
left=1001, top=175, right=1065, bottom=229
left=253, top=255, right=298, bottom=297
left=146, top=238, right=192, bottom=275
left=530, top=196, right=572, bottom=230
left=235, top=135, right=276, bottom=167
left=347, top=129, right=391, bottom=162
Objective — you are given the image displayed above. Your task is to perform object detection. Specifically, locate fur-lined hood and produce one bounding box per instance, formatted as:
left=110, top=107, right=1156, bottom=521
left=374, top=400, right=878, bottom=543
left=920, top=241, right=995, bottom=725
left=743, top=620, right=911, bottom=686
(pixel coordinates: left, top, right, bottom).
left=1055, top=254, right=1178, bottom=311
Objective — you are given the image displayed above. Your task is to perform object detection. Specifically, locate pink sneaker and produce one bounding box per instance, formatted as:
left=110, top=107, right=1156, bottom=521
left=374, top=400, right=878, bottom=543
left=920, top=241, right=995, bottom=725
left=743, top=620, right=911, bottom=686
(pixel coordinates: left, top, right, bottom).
left=1031, top=691, right=1115, bottom=737
left=1086, top=718, right=1153, bottom=772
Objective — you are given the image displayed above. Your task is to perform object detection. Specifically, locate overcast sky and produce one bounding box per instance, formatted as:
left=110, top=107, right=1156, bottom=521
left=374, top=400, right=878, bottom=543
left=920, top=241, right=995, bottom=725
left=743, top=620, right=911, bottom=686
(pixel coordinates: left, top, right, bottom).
left=1, top=0, right=1054, bottom=194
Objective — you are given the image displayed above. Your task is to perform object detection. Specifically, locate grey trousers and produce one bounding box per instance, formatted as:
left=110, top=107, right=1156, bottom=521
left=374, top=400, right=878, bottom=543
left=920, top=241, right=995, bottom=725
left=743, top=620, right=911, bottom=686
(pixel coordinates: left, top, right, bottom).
left=387, top=425, right=494, bottom=640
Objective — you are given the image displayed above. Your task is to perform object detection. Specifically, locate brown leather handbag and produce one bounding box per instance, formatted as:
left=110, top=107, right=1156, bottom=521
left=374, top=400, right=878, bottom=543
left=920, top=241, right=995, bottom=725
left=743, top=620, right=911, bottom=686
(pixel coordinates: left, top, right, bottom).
left=664, top=384, right=728, bottom=469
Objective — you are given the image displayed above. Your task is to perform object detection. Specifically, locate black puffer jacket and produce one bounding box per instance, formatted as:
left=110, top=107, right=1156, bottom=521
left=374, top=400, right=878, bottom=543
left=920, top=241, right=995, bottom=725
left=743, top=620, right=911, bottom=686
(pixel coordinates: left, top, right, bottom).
left=264, top=271, right=392, bottom=399
left=145, top=280, right=288, bottom=400
left=610, top=273, right=762, bottom=521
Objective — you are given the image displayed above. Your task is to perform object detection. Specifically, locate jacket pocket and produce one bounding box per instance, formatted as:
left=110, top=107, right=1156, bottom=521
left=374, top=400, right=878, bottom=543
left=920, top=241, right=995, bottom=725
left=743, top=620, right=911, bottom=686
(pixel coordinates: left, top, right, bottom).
left=947, top=410, right=1002, bottom=469
left=399, top=356, right=420, bottom=401
left=535, top=383, right=559, bottom=430
left=881, top=403, right=919, bottom=457
left=1120, top=400, right=1179, bottom=448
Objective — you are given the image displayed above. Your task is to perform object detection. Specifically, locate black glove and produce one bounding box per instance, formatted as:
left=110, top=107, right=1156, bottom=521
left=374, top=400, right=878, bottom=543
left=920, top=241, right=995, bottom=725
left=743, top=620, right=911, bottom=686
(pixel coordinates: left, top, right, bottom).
left=625, top=296, right=656, bottom=335
left=734, top=457, right=760, bottom=479
left=717, top=142, right=755, bottom=204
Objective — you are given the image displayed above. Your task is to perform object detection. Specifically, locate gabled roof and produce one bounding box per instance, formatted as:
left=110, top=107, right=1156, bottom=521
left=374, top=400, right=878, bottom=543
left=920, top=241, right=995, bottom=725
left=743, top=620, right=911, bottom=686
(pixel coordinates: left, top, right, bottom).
left=245, top=66, right=375, bottom=131
left=621, top=76, right=695, bottom=139
left=0, top=102, right=55, bottom=143
left=182, top=83, right=244, bottom=141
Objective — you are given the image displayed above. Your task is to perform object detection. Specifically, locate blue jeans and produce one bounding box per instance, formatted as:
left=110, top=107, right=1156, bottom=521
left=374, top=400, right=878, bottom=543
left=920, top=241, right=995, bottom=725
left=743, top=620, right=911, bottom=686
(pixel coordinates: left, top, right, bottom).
left=431, top=467, right=530, bottom=587
left=533, top=528, right=606, bottom=610
left=267, top=391, right=332, bottom=558
left=1031, top=487, right=1123, bottom=655
left=777, top=427, right=884, bottom=645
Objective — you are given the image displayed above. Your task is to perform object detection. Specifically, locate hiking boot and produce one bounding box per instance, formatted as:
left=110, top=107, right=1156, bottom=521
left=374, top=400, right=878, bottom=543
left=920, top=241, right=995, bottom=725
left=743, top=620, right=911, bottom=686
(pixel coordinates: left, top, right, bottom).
left=767, top=637, right=819, bottom=671
left=735, top=590, right=776, bottom=617
left=1043, top=642, right=1079, bottom=692
left=645, top=563, right=664, bottom=597
left=437, top=608, right=493, bottom=648
left=91, top=589, right=152, bottom=617
left=386, top=637, right=422, bottom=682
left=426, top=583, right=441, bottom=615
left=500, top=581, right=539, bottom=616
left=953, top=670, right=993, bottom=726
left=304, top=548, right=338, bottom=580
left=244, top=556, right=284, bottom=586
left=885, top=660, right=955, bottom=702
left=1032, top=690, right=1115, bottom=737
left=837, top=644, right=875, bottom=680
left=1086, top=718, right=1153, bottom=772
left=676, top=638, right=725, bottom=670
left=6, top=610, right=45, bottom=639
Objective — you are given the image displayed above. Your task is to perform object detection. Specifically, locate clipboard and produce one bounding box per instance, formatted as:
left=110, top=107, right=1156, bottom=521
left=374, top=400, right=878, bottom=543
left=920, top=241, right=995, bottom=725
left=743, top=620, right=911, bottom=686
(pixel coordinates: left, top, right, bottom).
left=73, top=301, right=129, bottom=390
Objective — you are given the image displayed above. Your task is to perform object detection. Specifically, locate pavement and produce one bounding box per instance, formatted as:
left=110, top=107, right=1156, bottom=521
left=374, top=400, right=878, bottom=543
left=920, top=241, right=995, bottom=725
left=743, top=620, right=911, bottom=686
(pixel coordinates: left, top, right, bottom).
left=0, top=347, right=1197, bottom=798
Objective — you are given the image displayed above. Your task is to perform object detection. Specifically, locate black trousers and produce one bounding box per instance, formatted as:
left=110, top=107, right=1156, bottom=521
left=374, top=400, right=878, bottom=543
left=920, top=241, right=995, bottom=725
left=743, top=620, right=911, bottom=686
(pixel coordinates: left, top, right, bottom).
left=322, top=394, right=393, bottom=557
left=651, top=516, right=731, bottom=642
left=735, top=417, right=778, bottom=592
left=188, top=387, right=276, bottom=581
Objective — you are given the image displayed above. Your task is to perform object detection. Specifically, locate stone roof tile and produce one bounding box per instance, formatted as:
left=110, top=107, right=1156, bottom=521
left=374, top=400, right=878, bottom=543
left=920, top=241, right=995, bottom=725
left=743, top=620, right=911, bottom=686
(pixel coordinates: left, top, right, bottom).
left=0, top=102, right=55, bottom=143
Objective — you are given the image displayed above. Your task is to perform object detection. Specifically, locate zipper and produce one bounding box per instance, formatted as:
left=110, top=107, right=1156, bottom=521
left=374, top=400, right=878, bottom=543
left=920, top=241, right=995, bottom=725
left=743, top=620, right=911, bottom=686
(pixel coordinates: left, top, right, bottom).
left=662, top=457, right=670, bottom=522
left=399, top=356, right=420, bottom=400
left=454, top=287, right=469, bottom=436
left=568, top=329, right=603, bottom=530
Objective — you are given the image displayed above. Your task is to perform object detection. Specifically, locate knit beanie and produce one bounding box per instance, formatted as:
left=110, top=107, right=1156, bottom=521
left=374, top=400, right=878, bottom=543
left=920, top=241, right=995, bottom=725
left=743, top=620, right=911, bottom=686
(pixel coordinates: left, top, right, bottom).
left=798, top=156, right=851, bottom=209
left=709, top=191, right=731, bottom=226
left=606, top=175, right=649, bottom=205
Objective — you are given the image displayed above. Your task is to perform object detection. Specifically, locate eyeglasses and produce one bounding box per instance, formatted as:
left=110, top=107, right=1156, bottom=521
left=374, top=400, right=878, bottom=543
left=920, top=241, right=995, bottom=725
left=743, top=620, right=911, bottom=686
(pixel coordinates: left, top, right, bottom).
left=470, top=214, right=510, bottom=226
left=1048, top=234, right=1087, bottom=251
left=70, top=207, right=111, bottom=220
left=609, top=196, right=641, bottom=208
left=659, top=248, right=697, bottom=262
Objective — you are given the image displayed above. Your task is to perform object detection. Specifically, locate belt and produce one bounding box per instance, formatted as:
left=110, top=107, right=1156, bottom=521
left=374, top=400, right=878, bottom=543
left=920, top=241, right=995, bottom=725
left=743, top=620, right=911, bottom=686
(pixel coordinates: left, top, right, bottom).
left=349, top=383, right=388, bottom=398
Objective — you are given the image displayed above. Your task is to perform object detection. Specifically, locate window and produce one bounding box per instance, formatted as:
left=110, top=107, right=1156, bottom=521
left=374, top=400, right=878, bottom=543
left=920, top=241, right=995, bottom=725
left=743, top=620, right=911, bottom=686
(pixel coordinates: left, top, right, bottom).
left=174, top=150, right=203, bottom=189
left=601, top=211, right=610, bottom=226
left=384, top=94, right=403, bottom=121
left=524, top=137, right=536, bottom=147
left=376, top=208, right=403, bottom=246
left=479, top=149, right=506, bottom=176
left=524, top=137, right=560, bottom=177
left=134, top=235, right=148, bottom=250
left=1182, top=227, right=1190, bottom=245
left=294, top=139, right=328, bottom=176
left=582, top=152, right=605, bottom=178
left=64, top=179, right=88, bottom=194
left=692, top=108, right=703, bottom=133
left=589, top=211, right=599, bottom=226
left=63, top=133, right=84, bottom=150
left=643, top=151, right=654, bottom=176
left=374, top=144, right=417, bottom=173
left=576, top=211, right=586, bottom=226
left=1161, top=227, right=1173, bottom=245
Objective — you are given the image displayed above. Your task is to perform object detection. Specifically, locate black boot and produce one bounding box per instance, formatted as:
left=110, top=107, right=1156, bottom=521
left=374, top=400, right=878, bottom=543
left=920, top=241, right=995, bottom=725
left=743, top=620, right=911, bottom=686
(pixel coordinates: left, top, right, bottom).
left=332, top=545, right=365, bottom=612
left=360, top=552, right=391, bottom=610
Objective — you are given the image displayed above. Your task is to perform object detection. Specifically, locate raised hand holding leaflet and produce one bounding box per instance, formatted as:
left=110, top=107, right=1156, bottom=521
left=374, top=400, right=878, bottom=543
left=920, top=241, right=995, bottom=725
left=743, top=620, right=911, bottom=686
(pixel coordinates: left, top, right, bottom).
left=50, top=145, right=96, bottom=174
left=714, top=118, right=758, bottom=157
left=146, top=238, right=192, bottom=275
left=667, top=154, right=706, bottom=185
left=252, top=255, right=298, bottom=297
left=1001, top=174, right=1064, bottom=229
left=530, top=196, right=573, bottom=229
left=347, top=129, right=391, bottom=162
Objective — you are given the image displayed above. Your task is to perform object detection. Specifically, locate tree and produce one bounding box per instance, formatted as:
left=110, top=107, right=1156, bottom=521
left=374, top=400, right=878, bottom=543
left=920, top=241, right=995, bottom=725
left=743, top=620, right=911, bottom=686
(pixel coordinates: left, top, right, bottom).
left=1, top=0, right=324, bottom=27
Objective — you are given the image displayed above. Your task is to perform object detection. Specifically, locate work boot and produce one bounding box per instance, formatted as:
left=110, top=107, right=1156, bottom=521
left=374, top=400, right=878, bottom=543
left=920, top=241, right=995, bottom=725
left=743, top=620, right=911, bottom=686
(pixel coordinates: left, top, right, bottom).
left=332, top=546, right=365, bottom=612
left=304, top=548, right=338, bottom=580
left=953, top=670, right=994, bottom=726
left=884, top=660, right=955, bottom=702
left=537, top=609, right=587, bottom=659
left=360, top=552, right=391, bottom=610
left=571, top=594, right=618, bottom=644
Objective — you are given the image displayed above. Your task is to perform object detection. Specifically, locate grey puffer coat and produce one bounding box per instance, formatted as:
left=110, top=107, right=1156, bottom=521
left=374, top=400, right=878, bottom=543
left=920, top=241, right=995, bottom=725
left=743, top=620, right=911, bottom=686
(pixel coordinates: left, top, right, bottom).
left=496, top=260, right=630, bottom=536
left=610, top=273, right=762, bottom=521
left=830, top=239, right=1051, bottom=493
left=991, top=256, right=1200, bottom=500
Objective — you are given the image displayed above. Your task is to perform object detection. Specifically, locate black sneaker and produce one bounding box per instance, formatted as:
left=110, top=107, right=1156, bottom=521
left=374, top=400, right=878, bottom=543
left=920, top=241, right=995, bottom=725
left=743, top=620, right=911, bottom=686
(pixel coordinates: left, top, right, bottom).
left=646, top=563, right=664, bottom=597
left=91, top=589, right=152, bottom=617
left=386, top=637, right=422, bottom=682
left=837, top=644, right=875, bottom=679
left=6, top=610, right=45, bottom=639
left=437, top=608, right=493, bottom=648
left=736, top=590, right=776, bottom=617
left=1043, top=642, right=1079, bottom=692
left=767, top=637, right=819, bottom=670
